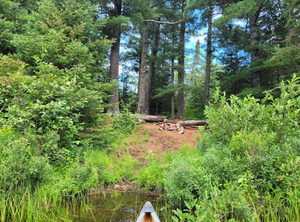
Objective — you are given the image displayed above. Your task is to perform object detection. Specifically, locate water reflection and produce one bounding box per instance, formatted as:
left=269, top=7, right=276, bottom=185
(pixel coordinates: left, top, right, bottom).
left=73, top=192, right=168, bottom=222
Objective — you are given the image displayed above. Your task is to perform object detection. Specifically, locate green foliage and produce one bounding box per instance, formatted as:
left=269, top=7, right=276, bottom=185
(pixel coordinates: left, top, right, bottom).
left=169, top=77, right=300, bottom=221
left=185, top=40, right=221, bottom=119
left=0, top=0, right=156, bottom=221
left=0, top=126, right=51, bottom=191
left=164, top=155, right=207, bottom=207
left=49, top=162, right=98, bottom=195
left=11, top=0, right=111, bottom=75
left=0, top=0, right=113, bottom=166
left=112, top=108, right=137, bottom=135
left=0, top=68, right=107, bottom=151
left=85, top=149, right=139, bottom=185
left=204, top=76, right=300, bottom=146
left=172, top=182, right=254, bottom=222
left=0, top=0, right=35, bottom=55
left=213, top=0, right=288, bottom=95
left=0, top=54, right=25, bottom=75
left=266, top=0, right=300, bottom=77
left=201, top=146, right=243, bottom=185
left=137, top=155, right=165, bottom=190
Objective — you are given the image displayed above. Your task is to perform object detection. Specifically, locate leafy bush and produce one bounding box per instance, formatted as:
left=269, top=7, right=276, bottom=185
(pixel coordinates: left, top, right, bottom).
left=164, top=156, right=208, bottom=207
left=202, top=76, right=300, bottom=190
left=113, top=108, right=137, bottom=135
left=205, top=76, right=300, bottom=147
left=65, top=163, right=98, bottom=194
left=0, top=54, right=25, bottom=76
left=0, top=126, right=51, bottom=191
left=0, top=57, right=114, bottom=164
left=172, top=182, right=254, bottom=222
left=201, top=146, right=244, bottom=185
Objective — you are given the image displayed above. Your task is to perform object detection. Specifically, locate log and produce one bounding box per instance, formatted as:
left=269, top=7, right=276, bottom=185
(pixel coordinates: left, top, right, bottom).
left=163, top=119, right=208, bottom=126
left=130, top=114, right=167, bottom=122
left=178, top=120, right=208, bottom=126
left=133, top=114, right=167, bottom=122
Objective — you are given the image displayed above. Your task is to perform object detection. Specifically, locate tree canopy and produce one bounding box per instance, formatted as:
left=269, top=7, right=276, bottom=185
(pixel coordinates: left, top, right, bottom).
left=1, top=0, right=299, bottom=118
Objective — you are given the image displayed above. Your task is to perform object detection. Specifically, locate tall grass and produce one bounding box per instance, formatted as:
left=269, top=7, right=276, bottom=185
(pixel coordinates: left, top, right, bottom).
left=0, top=187, right=91, bottom=222
left=257, top=187, right=300, bottom=222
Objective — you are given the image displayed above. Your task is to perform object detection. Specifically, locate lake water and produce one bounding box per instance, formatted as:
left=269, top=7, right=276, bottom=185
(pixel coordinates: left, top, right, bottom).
left=72, top=192, right=171, bottom=222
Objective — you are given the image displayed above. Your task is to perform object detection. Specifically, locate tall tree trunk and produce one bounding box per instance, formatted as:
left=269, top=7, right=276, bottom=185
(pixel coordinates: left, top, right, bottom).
left=137, top=21, right=149, bottom=114
left=108, top=1, right=122, bottom=116
left=177, top=0, right=186, bottom=119
left=250, top=17, right=260, bottom=88
left=145, top=22, right=160, bottom=114
left=171, top=55, right=175, bottom=119
left=108, top=36, right=121, bottom=115
left=171, top=32, right=176, bottom=119
left=205, top=6, right=213, bottom=107
left=250, top=2, right=263, bottom=88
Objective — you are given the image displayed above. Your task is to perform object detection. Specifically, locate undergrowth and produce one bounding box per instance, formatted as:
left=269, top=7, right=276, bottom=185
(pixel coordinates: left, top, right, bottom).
left=169, top=76, right=300, bottom=222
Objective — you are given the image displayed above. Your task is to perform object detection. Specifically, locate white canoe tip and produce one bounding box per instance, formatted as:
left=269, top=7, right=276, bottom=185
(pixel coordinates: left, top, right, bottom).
left=136, top=202, right=160, bottom=222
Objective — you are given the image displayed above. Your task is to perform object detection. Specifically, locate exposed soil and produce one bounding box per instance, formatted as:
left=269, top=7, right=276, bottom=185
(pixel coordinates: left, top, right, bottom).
left=124, top=123, right=203, bottom=161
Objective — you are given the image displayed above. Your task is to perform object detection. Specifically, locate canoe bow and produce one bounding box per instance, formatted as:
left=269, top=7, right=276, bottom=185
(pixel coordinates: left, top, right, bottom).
left=136, top=201, right=160, bottom=222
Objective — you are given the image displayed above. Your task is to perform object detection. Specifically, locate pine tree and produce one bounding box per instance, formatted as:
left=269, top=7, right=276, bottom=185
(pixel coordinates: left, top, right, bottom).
left=214, top=0, right=288, bottom=96
left=12, top=0, right=111, bottom=80
left=267, top=0, right=300, bottom=77
left=98, top=0, right=131, bottom=115
left=0, top=0, right=40, bottom=55
left=177, top=0, right=186, bottom=118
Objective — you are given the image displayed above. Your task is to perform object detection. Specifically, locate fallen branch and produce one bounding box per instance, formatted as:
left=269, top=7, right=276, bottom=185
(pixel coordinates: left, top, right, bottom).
left=144, top=19, right=180, bottom=24
left=163, top=119, right=208, bottom=126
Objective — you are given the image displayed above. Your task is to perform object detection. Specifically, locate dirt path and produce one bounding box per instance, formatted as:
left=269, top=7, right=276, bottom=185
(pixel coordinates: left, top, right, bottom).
left=123, top=123, right=202, bottom=161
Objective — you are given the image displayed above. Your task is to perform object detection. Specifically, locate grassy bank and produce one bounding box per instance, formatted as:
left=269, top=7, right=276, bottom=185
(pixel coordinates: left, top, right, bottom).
left=0, top=110, right=141, bottom=221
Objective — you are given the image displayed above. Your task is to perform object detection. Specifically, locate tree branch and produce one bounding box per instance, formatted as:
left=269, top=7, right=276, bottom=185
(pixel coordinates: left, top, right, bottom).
left=144, top=19, right=180, bottom=24
left=268, top=84, right=300, bottom=92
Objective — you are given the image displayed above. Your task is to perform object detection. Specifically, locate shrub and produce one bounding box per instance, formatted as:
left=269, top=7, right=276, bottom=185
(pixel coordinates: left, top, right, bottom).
left=0, top=57, right=114, bottom=164
left=66, top=163, right=98, bottom=193
left=201, top=146, right=244, bottom=185
left=0, top=54, right=25, bottom=76
left=164, top=156, right=207, bottom=207
left=202, top=76, right=300, bottom=191
left=113, top=108, right=137, bottom=135
left=172, top=182, right=254, bottom=222
left=0, top=126, right=51, bottom=191
left=204, top=76, right=300, bottom=148
left=170, top=77, right=300, bottom=221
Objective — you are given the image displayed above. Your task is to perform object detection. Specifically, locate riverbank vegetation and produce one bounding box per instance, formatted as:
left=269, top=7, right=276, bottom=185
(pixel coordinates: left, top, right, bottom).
left=1, top=76, right=299, bottom=221
left=167, top=77, right=300, bottom=221
left=1, top=0, right=300, bottom=221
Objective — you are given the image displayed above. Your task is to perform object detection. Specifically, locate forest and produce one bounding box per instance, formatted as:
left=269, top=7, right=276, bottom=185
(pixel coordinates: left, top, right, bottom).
left=0, top=0, right=300, bottom=221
